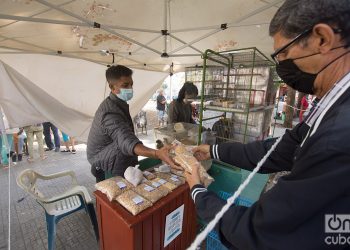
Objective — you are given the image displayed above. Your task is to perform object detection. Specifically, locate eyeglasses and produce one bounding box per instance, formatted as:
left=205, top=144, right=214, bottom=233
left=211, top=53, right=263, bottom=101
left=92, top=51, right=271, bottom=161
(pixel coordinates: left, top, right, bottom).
left=271, top=28, right=313, bottom=64
left=271, top=27, right=343, bottom=64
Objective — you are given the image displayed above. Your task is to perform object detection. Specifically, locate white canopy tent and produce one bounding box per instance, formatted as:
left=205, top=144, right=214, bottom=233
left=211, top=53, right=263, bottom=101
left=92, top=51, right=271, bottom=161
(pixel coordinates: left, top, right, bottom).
left=0, top=54, right=167, bottom=141
left=0, top=0, right=281, bottom=140
left=0, top=0, right=282, bottom=72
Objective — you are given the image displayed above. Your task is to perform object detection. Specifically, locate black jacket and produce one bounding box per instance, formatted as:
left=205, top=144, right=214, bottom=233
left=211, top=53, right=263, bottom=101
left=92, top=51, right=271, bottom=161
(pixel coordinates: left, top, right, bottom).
left=191, top=85, right=350, bottom=249
left=87, top=93, right=141, bottom=176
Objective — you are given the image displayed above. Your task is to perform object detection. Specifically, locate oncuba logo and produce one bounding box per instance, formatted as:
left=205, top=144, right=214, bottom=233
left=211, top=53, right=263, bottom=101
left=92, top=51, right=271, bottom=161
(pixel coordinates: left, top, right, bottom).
left=325, top=214, right=350, bottom=246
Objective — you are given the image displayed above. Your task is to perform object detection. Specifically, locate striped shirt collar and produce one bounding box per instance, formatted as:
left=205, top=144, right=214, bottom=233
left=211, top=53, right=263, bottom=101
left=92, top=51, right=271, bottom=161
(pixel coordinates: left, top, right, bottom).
left=305, top=71, right=350, bottom=127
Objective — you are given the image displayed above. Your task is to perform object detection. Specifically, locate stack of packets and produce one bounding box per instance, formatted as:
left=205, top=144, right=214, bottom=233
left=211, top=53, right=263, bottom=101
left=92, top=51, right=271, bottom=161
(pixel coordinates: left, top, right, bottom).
left=95, top=177, right=133, bottom=201
left=95, top=170, right=185, bottom=216
left=172, top=142, right=214, bottom=187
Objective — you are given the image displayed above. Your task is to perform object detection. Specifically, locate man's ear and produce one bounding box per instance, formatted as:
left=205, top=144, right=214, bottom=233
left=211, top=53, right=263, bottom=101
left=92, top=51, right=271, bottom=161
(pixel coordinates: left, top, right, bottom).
left=313, top=24, right=337, bottom=54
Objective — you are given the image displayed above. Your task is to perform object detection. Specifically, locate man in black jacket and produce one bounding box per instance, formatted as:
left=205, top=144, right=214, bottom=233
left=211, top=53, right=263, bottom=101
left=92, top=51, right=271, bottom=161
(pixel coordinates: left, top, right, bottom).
left=185, top=0, right=350, bottom=249
left=87, top=65, right=177, bottom=182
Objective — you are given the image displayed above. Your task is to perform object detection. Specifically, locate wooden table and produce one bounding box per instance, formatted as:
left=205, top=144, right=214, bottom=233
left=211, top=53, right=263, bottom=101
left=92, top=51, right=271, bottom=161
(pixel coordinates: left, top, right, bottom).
left=95, top=184, right=197, bottom=250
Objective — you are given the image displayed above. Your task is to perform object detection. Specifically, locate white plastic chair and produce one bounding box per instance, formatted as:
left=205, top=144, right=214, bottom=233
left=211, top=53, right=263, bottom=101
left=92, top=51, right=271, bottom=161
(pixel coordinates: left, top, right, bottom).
left=17, top=169, right=99, bottom=250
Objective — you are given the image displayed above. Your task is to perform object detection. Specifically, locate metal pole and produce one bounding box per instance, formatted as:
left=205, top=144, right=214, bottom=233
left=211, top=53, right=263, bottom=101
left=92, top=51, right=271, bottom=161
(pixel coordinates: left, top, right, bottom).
left=168, top=54, right=202, bottom=57
left=0, top=0, right=76, bottom=28
left=168, top=34, right=203, bottom=54
left=0, top=34, right=53, bottom=52
left=168, top=28, right=222, bottom=55
left=164, top=0, right=168, bottom=54
left=0, top=14, right=85, bottom=26
left=171, top=22, right=270, bottom=33
left=228, top=0, right=284, bottom=24
left=0, top=13, right=160, bottom=33
left=243, top=48, right=257, bottom=143
left=169, top=0, right=282, bottom=54
left=34, top=0, right=163, bottom=55
left=115, top=34, right=162, bottom=64
left=197, top=51, right=208, bottom=145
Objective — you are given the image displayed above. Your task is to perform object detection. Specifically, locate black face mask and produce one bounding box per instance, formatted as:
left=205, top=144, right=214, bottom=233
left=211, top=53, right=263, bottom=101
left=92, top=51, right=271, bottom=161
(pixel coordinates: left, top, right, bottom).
left=276, top=59, right=316, bottom=94
left=276, top=47, right=350, bottom=95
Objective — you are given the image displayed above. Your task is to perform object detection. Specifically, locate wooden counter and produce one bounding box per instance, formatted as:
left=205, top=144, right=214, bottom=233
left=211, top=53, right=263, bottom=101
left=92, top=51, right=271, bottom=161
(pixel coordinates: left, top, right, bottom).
left=95, top=184, right=197, bottom=250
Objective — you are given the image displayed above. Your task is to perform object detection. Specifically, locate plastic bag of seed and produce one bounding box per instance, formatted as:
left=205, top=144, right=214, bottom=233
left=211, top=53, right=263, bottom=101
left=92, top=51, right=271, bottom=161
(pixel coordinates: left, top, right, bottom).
left=143, top=170, right=156, bottom=180
left=152, top=177, right=177, bottom=191
left=173, top=144, right=214, bottom=187
left=133, top=182, right=166, bottom=203
left=116, top=190, right=152, bottom=215
left=170, top=169, right=185, bottom=177
left=155, top=172, right=185, bottom=186
left=147, top=180, right=170, bottom=196
left=95, top=177, right=132, bottom=201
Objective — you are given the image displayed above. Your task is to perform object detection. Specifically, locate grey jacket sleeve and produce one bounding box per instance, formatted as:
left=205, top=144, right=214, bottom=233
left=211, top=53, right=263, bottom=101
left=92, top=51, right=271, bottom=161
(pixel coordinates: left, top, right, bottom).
left=101, top=112, right=141, bottom=156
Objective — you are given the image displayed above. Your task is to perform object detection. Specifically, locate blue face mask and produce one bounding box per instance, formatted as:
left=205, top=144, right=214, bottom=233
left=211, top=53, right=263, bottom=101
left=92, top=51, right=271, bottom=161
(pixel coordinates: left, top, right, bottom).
left=117, top=88, right=133, bottom=101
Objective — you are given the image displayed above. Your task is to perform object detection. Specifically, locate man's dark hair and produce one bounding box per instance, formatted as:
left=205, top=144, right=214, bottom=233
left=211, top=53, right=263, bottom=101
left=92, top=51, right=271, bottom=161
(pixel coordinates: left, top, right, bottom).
left=177, top=82, right=198, bottom=103
left=269, top=0, right=350, bottom=47
left=105, top=65, right=133, bottom=84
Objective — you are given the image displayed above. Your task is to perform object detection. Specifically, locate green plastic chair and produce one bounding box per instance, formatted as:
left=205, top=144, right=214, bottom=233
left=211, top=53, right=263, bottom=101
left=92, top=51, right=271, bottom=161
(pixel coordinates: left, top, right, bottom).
left=16, top=169, right=99, bottom=250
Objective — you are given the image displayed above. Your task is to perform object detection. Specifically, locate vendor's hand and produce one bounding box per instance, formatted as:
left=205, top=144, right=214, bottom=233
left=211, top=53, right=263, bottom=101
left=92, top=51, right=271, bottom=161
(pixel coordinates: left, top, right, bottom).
left=192, top=144, right=211, bottom=161
left=156, top=145, right=183, bottom=171
left=184, top=163, right=201, bottom=189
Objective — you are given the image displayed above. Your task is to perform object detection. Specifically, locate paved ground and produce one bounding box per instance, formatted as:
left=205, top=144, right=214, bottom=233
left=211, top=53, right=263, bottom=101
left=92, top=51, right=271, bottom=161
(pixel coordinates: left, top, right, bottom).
left=0, top=101, right=160, bottom=250
left=0, top=144, right=99, bottom=250
left=0, top=100, right=293, bottom=250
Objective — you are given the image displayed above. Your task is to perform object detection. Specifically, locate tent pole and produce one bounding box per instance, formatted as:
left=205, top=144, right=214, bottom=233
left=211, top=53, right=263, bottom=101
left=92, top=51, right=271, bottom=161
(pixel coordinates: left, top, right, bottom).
left=0, top=14, right=84, bottom=26
left=163, top=0, right=168, bottom=54
left=168, top=34, right=203, bottom=54
left=0, top=34, right=54, bottom=52
left=34, top=0, right=163, bottom=55
left=171, top=22, right=270, bottom=33
left=168, top=54, right=202, bottom=57
left=115, top=34, right=162, bottom=64
left=0, top=0, right=76, bottom=29
left=228, top=0, right=284, bottom=24
left=0, top=13, right=160, bottom=34
left=168, top=0, right=282, bottom=54
left=168, top=28, right=222, bottom=55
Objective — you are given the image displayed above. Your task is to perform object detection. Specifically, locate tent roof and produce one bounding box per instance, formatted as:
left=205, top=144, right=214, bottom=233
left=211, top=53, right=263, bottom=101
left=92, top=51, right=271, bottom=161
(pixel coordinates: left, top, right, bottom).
left=0, top=0, right=282, bottom=72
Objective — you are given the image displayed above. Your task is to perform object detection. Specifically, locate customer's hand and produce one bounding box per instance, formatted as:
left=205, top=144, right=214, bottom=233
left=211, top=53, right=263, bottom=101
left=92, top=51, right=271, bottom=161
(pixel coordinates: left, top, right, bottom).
left=156, top=145, right=183, bottom=171
left=192, top=144, right=211, bottom=161
left=184, top=163, right=201, bottom=189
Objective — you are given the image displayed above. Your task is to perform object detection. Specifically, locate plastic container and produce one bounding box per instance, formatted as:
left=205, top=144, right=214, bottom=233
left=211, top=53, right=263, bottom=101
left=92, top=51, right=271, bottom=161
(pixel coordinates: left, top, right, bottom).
left=206, top=192, right=253, bottom=250
left=154, top=122, right=199, bottom=145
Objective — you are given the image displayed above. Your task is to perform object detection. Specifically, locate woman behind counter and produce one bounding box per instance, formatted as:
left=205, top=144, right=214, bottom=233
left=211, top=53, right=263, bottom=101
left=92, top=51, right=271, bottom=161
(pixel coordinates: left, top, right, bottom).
left=168, top=82, right=198, bottom=124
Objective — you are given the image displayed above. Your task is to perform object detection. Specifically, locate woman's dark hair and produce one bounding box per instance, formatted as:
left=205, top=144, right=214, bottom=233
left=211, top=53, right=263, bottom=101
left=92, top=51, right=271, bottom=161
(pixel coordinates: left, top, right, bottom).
left=269, top=0, right=350, bottom=47
left=177, top=81, right=198, bottom=103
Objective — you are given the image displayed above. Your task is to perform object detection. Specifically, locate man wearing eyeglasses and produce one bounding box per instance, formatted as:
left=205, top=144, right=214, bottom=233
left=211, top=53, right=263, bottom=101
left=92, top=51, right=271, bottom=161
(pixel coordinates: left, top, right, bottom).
left=185, top=0, right=350, bottom=249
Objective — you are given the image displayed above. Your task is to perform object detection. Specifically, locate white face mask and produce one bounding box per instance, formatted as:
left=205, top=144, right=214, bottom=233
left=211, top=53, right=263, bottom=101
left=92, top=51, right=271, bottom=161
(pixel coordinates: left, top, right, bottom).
left=117, top=88, right=133, bottom=101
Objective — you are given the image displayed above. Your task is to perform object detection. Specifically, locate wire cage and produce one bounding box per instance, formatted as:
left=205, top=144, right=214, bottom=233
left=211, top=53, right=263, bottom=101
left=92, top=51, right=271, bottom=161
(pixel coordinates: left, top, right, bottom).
left=197, top=47, right=277, bottom=144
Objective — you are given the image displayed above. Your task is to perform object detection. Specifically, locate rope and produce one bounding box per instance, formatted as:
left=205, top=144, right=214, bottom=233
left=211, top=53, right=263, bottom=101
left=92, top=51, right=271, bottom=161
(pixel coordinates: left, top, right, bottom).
left=283, top=103, right=308, bottom=112
left=187, top=135, right=284, bottom=250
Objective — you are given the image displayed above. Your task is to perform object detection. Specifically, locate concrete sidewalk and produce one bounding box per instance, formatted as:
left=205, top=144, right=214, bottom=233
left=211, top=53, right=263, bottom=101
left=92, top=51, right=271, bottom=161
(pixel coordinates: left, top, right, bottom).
left=1, top=144, right=98, bottom=250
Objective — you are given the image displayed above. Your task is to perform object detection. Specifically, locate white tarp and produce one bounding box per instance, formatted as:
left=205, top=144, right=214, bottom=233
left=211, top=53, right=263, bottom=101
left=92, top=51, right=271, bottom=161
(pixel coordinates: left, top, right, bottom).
left=0, top=54, right=167, bottom=142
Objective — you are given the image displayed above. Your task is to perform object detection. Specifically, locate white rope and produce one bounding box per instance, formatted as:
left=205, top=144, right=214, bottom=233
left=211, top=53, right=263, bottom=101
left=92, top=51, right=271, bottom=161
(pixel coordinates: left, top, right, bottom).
left=0, top=112, right=11, bottom=250
left=187, top=136, right=284, bottom=250
left=283, top=103, right=308, bottom=112
left=7, top=138, right=11, bottom=250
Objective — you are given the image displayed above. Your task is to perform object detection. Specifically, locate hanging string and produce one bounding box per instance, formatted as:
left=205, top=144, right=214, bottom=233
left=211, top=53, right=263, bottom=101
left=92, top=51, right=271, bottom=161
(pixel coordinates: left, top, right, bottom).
left=0, top=111, right=11, bottom=250
left=188, top=135, right=284, bottom=250
left=283, top=103, right=308, bottom=112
